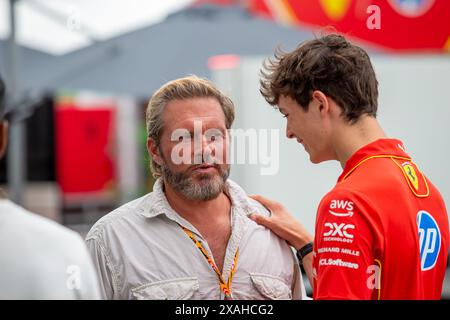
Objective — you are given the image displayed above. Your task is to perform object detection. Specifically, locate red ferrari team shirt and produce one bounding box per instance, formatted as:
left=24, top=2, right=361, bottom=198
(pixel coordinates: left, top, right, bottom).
left=313, top=138, right=449, bottom=300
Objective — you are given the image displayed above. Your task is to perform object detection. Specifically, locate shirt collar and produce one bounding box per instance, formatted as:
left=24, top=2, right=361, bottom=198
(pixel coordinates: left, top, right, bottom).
left=338, top=138, right=411, bottom=183
left=138, top=178, right=257, bottom=221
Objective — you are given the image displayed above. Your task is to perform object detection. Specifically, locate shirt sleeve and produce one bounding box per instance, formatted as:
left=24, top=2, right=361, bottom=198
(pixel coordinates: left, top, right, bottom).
left=85, top=237, right=116, bottom=300
left=313, top=189, right=380, bottom=300
left=72, top=235, right=102, bottom=300
left=291, top=252, right=308, bottom=300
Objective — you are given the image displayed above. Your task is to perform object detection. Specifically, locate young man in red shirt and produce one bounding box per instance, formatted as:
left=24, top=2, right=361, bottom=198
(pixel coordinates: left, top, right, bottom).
left=250, top=34, right=449, bottom=299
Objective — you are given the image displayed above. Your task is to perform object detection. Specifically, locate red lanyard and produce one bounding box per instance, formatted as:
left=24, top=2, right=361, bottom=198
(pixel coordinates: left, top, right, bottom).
left=180, top=226, right=239, bottom=300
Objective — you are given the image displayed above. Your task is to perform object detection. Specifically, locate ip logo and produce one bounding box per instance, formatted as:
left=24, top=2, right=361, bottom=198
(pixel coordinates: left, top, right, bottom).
left=417, top=210, right=441, bottom=271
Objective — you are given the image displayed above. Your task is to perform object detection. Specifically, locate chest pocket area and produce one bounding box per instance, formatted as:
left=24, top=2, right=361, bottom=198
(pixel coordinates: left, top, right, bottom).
left=250, top=273, right=292, bottom=300
left=131, top=277, right=200, bottom=300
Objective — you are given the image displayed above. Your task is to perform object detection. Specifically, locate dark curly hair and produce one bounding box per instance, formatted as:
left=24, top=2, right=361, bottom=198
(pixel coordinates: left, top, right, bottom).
left=260, top=34, right=378, bottom=123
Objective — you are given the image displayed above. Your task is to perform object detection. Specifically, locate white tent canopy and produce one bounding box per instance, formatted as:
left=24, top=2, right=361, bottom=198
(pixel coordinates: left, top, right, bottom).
left=0, top=0, right=192, bottom=55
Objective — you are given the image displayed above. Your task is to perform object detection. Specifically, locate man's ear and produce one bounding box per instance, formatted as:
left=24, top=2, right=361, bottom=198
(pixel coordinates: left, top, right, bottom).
left=0, top=121, right=8, bottom=158
left=311, top=90, right=331, bottom=118
left=312, top=90, right=329, bottom=111
left=147, top=137, right=162, bottom=165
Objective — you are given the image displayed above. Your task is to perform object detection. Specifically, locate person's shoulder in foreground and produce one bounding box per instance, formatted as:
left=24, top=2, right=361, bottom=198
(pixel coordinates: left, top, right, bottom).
left=86, top=178, right=305, bottom=300
left=0, top=199, right=101, bottom=299
left=0, top=74, right=101, bottom=300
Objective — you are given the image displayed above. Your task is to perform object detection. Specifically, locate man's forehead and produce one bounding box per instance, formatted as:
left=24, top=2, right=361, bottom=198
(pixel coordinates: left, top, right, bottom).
left=165, top=97, right=222, bottom=115
left=162, top=98, right=226, bottom=129
left=278, top=95, right=297, bottom=109
left=277, top=100, right=287, bottom=113
left=168, top=115, right=225, bottom=128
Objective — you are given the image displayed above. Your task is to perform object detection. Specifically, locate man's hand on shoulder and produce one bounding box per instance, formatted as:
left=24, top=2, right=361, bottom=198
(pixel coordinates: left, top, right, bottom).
left=248, top=194, right=313, bottom=250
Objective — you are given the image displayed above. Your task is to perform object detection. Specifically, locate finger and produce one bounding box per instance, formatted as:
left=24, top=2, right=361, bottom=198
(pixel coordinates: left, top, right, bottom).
left=248, top=213, right=272, bottom=228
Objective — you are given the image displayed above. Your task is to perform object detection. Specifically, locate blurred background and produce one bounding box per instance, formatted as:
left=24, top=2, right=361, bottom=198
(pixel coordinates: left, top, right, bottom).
left=0, top=0, right=449, bottom=298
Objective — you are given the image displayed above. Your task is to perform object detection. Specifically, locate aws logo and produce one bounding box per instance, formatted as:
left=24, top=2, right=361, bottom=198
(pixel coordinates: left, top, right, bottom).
left=329, top=200, right=354, bottom=217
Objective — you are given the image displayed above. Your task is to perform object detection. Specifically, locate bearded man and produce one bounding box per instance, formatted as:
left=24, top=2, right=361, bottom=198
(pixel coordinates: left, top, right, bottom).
left=86, top=76, right=306, bottom=300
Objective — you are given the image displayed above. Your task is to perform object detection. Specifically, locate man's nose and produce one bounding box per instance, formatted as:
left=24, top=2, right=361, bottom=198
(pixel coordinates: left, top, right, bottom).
left=286, top=127, right=295, bottom=139
left=193, top=134, right=213, bottom=150
left=193, top=135, right=214, bottom=161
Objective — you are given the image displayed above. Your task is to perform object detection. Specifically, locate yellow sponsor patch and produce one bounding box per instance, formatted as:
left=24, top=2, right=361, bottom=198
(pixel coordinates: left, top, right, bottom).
left=445, top=36, right=450, bottom=53
left=402, top=163, right=419, bottom=192
left=390, top=157, right=429, bottom=198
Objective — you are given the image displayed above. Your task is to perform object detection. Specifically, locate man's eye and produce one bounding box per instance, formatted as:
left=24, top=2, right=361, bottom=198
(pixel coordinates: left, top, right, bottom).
left=177, top=133, right=192, bottom=142
left=206, top=132, right=224, bottom=141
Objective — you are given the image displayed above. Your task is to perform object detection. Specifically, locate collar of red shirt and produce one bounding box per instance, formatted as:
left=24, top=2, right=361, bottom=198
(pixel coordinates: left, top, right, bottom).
left=338, top=138, right=411, bottom=183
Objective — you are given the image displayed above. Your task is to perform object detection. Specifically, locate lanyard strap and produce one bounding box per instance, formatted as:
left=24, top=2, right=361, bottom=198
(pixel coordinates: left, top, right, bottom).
left=180, top=226, right=239, bottom=300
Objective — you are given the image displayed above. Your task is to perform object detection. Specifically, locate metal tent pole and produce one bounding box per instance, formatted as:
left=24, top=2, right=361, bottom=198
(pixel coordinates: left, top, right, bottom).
left=7, top=0, right=26, bottom=205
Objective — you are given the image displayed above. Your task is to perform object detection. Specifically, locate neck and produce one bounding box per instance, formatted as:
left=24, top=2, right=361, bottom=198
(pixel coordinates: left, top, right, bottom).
left=163, top=181, right=231, bottom=225
left=332, top=116, right=386, bottom=168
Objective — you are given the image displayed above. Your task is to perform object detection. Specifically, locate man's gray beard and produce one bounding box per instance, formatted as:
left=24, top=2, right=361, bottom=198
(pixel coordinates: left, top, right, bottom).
left=161, top=164, right=230, bottom=201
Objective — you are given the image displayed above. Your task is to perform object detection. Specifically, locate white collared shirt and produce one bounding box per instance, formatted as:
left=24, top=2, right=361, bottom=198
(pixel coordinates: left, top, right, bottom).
left=86, top=179, right=306, bottom=300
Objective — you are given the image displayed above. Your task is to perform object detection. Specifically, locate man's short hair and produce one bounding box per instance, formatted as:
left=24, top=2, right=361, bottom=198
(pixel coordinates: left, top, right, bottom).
left=146, top=75, right=235, bottom=178
left=260, top=34, right=379, bottom=123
